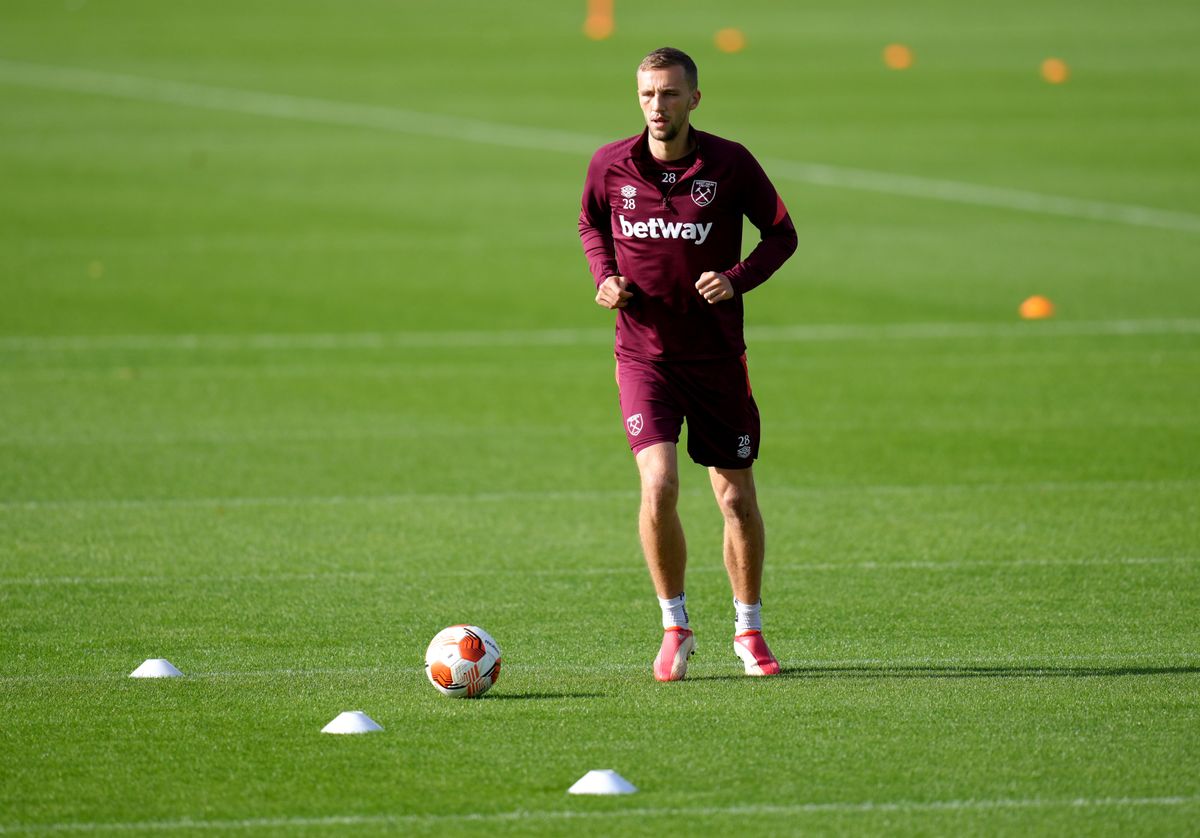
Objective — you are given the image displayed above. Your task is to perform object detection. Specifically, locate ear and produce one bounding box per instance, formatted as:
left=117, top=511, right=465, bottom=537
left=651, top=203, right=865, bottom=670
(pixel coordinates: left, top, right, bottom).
left=689, top=88, right=701, bottom=111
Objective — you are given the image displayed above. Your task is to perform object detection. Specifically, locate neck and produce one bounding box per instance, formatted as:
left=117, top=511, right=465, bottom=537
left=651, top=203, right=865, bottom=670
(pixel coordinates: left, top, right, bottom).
left=649, top=127, right=694, bottom=162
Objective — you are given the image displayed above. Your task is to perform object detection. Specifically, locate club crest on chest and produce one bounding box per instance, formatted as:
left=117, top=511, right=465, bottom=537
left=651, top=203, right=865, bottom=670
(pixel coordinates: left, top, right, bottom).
left=691, top=179, right=718, bottom=207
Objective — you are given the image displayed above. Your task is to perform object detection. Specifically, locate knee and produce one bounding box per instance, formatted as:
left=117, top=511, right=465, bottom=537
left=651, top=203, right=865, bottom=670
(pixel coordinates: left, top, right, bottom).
left=640, top=468, right=680, bottom=512
left=715, top=483, right=758, bottom=524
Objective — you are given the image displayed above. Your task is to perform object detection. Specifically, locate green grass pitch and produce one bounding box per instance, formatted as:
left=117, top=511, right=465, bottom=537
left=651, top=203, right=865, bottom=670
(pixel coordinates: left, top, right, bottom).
left=1, top=0, right=1199, bottom=834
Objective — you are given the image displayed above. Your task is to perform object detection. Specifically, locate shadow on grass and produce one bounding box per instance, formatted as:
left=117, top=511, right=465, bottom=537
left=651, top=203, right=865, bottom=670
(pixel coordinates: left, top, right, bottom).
left=686, top=664, right=1200, bottom=682
left=483, top=692, right=605, bottom=700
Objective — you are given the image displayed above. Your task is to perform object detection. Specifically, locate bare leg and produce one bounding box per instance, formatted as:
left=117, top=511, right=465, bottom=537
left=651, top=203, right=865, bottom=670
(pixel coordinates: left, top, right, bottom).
left=709, top=465, right=765, bottom=603
left=635, top=442, right=687, bottom=598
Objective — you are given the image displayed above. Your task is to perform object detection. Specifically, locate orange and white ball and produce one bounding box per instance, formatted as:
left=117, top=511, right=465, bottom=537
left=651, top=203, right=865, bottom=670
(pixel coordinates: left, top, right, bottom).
left=424, top=625, right=502, bottom=698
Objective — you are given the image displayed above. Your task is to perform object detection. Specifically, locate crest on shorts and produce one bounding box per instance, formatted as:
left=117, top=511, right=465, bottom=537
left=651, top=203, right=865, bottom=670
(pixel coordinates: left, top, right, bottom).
left=626, top=413, right=644, bottom=437
left=691, top=179, right=718, bottom=207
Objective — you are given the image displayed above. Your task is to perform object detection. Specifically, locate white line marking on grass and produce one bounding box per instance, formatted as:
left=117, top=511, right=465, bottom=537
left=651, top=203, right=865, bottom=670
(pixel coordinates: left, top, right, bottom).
left=0, top=572, right=377, bottom=587
left=766, top=477, right=1200, bottom=497
left=192, top=666, right=391, bottom=679
left=1, top=795, right=1196, bottom=832
left=0, top=408, right=624, bottom=445
left=0, top=328, right=611, bottom=353
left=765, top=158, right=1200, bottom=234
left=0, top=424, right=616, bottom=448
left=1, top=478, right=1195, bottom=513
left=748, top=318, right=1200, bottom=343
left=2, top=652, right=1196, bottom=685
left=1, top=318, right=1199, bottom=355
left=9, top=415, right=1196, bottom=448
left=723, top=555, right=1200, bottom=574
left=0, top=59, right=601, bottom=157
left=1, top=59, right=1199, bottom=233
left=1, top=478, right=1196, bottom=513
left=1, top=555, right=1194, bottom=589
left=0, top=488, right=639, bottom=512
left=2, top=347, right=1200, bottom=387
left=0, top=667, right=397, bottom=685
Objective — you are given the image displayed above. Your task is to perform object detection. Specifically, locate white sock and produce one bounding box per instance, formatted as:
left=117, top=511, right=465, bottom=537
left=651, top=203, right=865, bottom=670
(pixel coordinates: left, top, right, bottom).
left=658, top=592, right=689, bottom=629
left=734, top=598, right=762, bottom=633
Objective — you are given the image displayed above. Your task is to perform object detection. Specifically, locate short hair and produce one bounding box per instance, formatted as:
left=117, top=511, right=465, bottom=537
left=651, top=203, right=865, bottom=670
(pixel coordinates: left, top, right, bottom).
left=638, top=47, right=698, bottom=90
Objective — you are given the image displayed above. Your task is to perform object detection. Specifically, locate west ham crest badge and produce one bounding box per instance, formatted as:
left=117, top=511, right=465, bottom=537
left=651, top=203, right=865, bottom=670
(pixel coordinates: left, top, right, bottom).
left=691, top=179, right=717, bottom=207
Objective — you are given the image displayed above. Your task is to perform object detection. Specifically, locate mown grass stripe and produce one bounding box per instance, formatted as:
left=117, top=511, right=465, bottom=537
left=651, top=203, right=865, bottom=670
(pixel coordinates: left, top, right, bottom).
left=1, top=318, right=1199, bottom=354
left=0, top=555, right=1194, bottom=588
left=2, top=653, right=1198, bottom=685
left=1, top=59, right=1198, bottom=233
left=1, top=794, right=1196, bottom=833
left=0, top=478, right=1194, bottom=512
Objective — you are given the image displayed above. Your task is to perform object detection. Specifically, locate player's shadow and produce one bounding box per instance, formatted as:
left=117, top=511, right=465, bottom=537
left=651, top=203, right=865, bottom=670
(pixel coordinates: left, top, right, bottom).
left=686, top=664, right=1200, bottom=682
left=789, top=664, right=1200, bottom=680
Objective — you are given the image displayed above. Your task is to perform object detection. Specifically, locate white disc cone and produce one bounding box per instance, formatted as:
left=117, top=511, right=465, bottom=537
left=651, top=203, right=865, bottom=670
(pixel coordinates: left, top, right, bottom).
left=321, top=711, right=383, bottom=734
left=568, top=769, right=637, bottom=795
left=129, top=659, right=184, bottom=678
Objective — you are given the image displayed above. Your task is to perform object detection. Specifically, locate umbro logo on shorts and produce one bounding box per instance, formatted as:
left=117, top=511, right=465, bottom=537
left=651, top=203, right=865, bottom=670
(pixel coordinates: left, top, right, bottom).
left=626, top=413, right=644, bottom=436
left=737, top=433, right=753, bottom=458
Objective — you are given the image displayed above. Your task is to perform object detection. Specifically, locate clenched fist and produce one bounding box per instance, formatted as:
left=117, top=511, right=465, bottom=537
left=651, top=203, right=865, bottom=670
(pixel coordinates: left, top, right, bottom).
left=596, top=275, right=633, bottom=309
left=696, top=271, right=733, bottom=304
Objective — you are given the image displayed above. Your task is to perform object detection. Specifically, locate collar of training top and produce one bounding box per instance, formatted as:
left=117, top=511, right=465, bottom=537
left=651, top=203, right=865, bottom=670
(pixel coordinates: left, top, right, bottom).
left=630, top=127, right=706, bottom=186
left=629, top=126, right=705, bottom=163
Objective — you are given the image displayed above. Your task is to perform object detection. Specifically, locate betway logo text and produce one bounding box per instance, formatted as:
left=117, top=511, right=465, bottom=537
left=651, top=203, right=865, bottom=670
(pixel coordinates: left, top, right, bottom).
left=619, top=215, right=713, bottom=245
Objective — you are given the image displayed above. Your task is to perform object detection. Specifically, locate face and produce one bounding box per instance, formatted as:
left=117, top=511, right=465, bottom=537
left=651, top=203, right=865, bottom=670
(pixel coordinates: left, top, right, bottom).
left=637, top=65, right=700, bottom=144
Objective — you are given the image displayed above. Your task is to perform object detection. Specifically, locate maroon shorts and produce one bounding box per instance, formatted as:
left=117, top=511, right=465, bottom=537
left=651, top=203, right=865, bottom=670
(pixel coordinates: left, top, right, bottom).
left=616, top=354, right=760, bottom=469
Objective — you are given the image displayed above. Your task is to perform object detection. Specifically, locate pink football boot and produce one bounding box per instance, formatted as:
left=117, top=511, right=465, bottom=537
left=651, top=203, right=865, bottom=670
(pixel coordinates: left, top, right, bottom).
left=733, top=630, right=781, bottom=676
left=653, top=627, right=695, bottom=682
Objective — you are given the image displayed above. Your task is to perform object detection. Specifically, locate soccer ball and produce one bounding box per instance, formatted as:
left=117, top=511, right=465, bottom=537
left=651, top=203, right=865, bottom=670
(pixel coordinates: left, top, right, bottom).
left=424, top=625, right=502, bottom=698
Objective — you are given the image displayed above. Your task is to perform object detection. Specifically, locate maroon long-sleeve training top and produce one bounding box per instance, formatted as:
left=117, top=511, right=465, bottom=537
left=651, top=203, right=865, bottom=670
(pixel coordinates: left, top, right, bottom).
left=579, top=127, right=797, bottom=361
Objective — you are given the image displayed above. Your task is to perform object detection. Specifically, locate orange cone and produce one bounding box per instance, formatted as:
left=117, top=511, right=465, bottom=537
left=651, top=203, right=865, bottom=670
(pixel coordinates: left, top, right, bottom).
left=1041, top=58, right=1069, bottom=84
left=583, top=0, right=613, bottom=40
left=883, top=44, right=914, bottom=70
left=1019, top=295, right=1055, bottom=319
left=715, top=28, right=747, bottom=53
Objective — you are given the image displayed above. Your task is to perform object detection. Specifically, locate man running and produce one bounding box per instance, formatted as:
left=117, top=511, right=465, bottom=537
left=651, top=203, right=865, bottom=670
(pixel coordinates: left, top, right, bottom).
left=578, top=47, right=797, bottom=680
